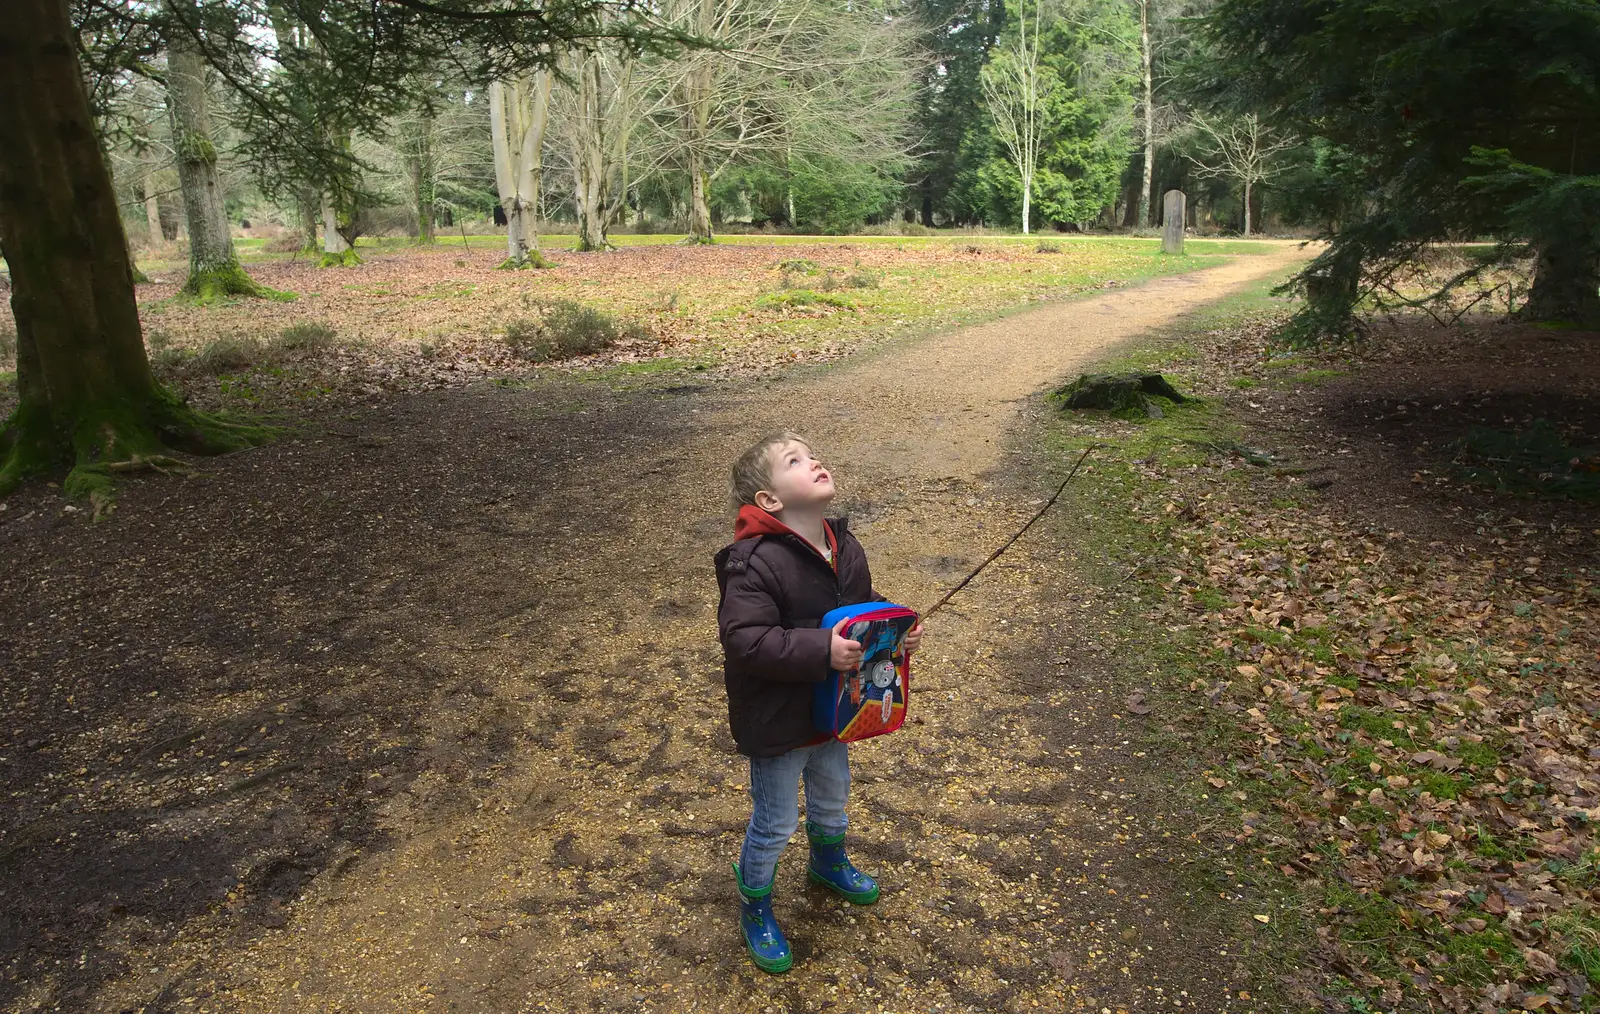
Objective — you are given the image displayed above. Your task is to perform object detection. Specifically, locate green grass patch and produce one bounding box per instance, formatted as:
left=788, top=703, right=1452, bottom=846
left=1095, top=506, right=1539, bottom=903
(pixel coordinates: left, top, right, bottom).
left=1287, top=368, right=1347, bottom=385
left=756, top=289, right=854, bottom=311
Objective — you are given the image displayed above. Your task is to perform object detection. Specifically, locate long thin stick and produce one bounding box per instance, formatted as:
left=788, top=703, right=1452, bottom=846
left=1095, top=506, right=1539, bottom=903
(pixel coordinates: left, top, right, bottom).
left=919, top=445, right=1096, bottom=621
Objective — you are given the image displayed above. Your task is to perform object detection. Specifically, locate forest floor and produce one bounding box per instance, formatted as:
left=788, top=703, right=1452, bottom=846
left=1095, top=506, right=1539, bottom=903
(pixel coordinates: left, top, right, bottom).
left=1, top=239, right=1301, bottom=1014
left=4, top=237, right=1596, bottom=1014
left=115, top=234, right=1267, bottom=408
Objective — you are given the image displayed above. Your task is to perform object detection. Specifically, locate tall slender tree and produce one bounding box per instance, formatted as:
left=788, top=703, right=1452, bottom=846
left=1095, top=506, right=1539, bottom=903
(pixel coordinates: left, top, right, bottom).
left=982, top=0, right=1054, bottom=233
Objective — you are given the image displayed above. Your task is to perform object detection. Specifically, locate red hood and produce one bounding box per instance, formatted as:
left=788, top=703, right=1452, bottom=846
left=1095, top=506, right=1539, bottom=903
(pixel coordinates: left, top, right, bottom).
left=734, top=504, right=838, bottom=564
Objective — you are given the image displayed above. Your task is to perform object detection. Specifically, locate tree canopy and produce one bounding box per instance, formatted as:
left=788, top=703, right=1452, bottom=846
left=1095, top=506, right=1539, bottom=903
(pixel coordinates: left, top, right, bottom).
left=1203, top=0, right=1600, bottom=328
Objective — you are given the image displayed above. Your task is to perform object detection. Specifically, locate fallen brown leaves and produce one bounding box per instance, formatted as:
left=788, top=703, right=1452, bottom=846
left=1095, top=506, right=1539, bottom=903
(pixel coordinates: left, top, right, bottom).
left=1088, top=309, right=1600, bottom=1012
left=109, top=239, right=1241, bottom=414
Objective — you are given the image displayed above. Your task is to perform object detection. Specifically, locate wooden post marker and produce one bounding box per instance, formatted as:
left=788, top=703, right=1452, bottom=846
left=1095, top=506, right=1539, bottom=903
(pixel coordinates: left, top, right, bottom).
left=1162, top=190, right=1186, bottom=254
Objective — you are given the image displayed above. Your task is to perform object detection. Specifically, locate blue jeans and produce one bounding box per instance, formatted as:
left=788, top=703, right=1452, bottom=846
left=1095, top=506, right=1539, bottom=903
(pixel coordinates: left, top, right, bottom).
left=738, top=738, right=851, bottom=889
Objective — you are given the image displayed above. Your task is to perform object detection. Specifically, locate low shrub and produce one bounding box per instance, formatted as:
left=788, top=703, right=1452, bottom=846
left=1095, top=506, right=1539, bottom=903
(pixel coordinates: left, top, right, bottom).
left=840, top=261, right=881, bottom=288
left=195, top=336, right=264, bottom=374
left=263, top=234, right=308, bottom=253
left=276, top=321, right=337, bottom=353
left=504, top=299, right=645, bottom=362
left=1035, top=240, right=1062, bottom=254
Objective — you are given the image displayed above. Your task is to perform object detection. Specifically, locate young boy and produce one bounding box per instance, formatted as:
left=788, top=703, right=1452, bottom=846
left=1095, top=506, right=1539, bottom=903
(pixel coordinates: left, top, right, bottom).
left=714, top=432, right=923, bottom=974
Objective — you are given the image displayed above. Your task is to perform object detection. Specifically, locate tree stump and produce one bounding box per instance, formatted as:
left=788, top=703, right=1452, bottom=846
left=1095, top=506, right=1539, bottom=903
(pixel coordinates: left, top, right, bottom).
left=1054, top=373, right=1188, bottom=418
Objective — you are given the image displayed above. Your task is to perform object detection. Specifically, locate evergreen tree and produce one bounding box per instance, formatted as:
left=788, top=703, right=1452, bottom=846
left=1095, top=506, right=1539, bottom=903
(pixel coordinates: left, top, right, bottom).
left=1205, top=0, right=1600, bottom=329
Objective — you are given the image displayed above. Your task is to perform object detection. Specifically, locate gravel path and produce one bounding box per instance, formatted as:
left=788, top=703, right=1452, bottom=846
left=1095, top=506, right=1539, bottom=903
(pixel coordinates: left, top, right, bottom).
left=25, top=245, right=1309, bottom=1014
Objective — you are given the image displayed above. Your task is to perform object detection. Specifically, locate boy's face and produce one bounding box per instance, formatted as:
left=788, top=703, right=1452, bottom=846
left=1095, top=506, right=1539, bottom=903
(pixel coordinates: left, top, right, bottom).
left=758, top=440, right=835, bottom=513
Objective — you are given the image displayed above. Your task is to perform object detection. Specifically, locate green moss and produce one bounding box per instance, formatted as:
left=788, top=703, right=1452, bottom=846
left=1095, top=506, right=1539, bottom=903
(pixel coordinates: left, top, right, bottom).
left=1288, top=369, right=1348, bottom=385
left=756, top=290, right=854, bottom=311
left=182, top=260, right=293, bottom=304
left=318, top=249, right=364, bottom=269
left=1419, top=772, right=1465, bottom=799
left=175, top=131, right=216, bottom=165
left=1, top=386, right=276, bottom=516
left=498, top=250, right=557, bottom=270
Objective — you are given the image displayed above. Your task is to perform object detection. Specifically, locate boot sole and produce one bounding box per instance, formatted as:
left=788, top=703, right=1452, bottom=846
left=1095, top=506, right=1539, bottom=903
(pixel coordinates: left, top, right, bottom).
left=745, top=942, right=793, bottom=974
left=808, top=869, right=880, bottom=905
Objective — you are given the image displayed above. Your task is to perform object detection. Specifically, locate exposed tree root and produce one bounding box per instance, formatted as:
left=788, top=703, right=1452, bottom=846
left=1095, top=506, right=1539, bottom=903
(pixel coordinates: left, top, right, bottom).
left=318, top=250, right=364, bottom=269
left=497, top=251, right=557, bottom=270
left=1, top=388, right=275, bottom=518
left=182, top=262, right=294, bottom=305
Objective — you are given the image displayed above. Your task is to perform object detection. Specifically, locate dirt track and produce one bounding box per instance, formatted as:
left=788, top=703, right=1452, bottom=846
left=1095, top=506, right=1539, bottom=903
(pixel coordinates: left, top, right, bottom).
left=3, top=244, right=1309, bottom=1014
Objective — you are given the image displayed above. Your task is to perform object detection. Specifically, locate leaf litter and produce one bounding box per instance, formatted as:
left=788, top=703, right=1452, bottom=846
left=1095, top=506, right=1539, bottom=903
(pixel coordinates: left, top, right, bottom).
left=1062, top=302, right=1600, bottom=1012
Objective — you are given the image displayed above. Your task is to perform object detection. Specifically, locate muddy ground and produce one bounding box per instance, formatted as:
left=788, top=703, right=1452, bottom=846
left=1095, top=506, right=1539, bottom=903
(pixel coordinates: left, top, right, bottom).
left=4, top=248, right=1319, bottom=1014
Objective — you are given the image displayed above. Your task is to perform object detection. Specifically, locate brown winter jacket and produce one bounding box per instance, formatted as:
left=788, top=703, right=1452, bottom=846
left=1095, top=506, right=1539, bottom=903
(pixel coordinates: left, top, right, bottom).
left=714, top=506, right=880, bottom=758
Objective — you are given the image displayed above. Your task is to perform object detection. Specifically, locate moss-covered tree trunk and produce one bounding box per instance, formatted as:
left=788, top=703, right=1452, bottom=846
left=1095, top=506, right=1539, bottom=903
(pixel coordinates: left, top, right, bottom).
left=1524, top=233, right=1600, bottom=327
left=0, top=0, right=263, bottom=507
left=165, top=2, right=266, bottom=301
left=320, top=191, right=351, bottom=257
left=406, top=140, right=435, bottom=245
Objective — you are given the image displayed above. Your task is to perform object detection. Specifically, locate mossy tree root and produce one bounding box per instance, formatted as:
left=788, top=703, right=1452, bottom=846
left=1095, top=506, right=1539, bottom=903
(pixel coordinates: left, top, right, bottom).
left=497, top=251, right=557, bottom=270
left=181, top=261, right=293, bottom=304
left=318, top=249, right=364, bottom=269
left=0, top=388, right=275, bottom=517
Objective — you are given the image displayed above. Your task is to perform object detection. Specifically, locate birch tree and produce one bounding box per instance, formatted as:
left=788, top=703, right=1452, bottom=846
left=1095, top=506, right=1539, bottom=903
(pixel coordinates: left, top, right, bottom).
left=1187, top=113, right=1293, bottom=236
left=982, top=0, right=1054, bottom=234
left=650, top=0, right=918, bottom=243
left=489, top=69, right=554, bottom=266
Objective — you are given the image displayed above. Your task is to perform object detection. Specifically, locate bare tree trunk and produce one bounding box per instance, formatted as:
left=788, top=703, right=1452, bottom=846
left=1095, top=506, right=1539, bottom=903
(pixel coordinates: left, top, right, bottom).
left=1242, top=178, right=1252, bottom=236
left=1021, top=175, right=1031, bottom=235
left=490, top=70, right=553, bottom=265
left=165, top=0, right=265, bottom=300
left=687, top=148, right=712, bottom=244
left=320, top=192, right=350, bottom=256
left=296, top=188, right=318, bottom=250
left=1524, top=233, right=1600, bottom=326
left=1137, top=0, right=1154, bottom=230
left=571, top=53, right=617, bottom=253
left=143, top=176, right=162, bottom=239
left=682, top=4, right=715, bottom=246
left=0, top=0, right=261, bottom=505
left=405, top=113, right=435, bottom=244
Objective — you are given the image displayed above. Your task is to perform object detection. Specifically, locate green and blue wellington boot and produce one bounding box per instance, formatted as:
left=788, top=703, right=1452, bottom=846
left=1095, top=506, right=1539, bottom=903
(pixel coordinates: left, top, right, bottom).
left=733, top=862, right=792, bottom=974
left=806, top=822, right=880, bottom=905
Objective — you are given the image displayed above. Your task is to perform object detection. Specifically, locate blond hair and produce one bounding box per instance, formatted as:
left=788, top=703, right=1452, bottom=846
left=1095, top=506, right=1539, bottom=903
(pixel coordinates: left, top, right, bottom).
left=729, top=431, right=813, bottom=513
